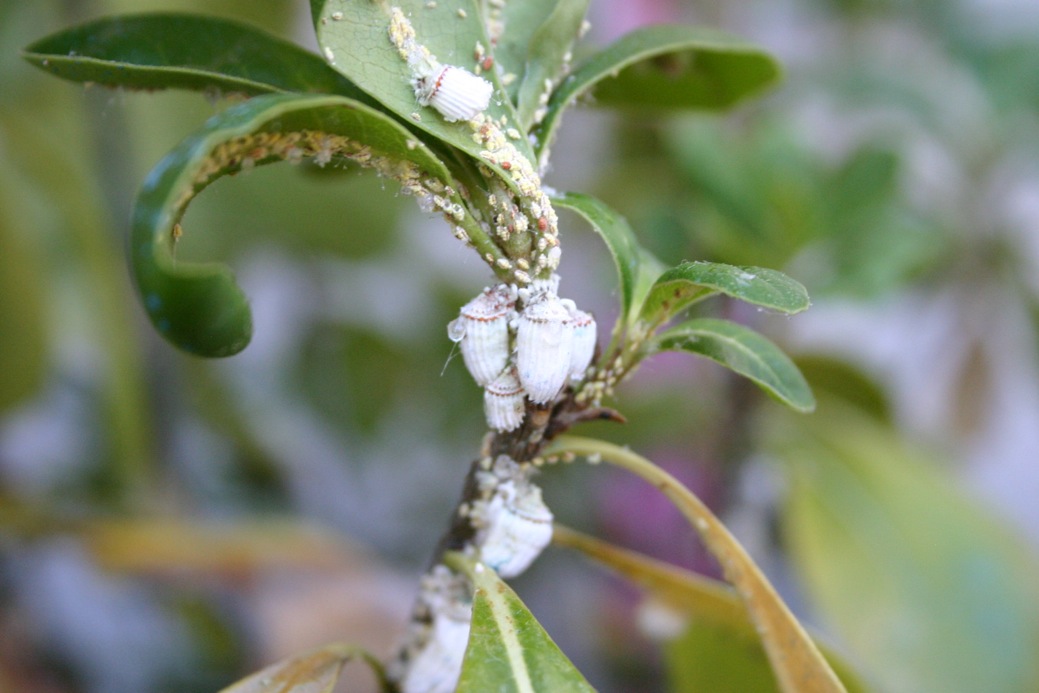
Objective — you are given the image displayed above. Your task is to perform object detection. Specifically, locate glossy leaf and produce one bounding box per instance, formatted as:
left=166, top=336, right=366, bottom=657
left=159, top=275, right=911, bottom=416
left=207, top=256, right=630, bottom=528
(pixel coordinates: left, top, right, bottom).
left=311, top=0, right=535, bottom=163
left=132, top=92, right=452, bottom=356
left=449, top=555, right=595, bottom=693
left=552, top=525, right=870, bottom=693
left=552, top=192, right=663, bottom=322
left=23, top=13, right=366, bottom=99
left=545, top=437, right=846, bottom=693
left=218, top=643, right=388, bottom=693
left=536, top=24, right=781, bottom=156
left=773, top=402, right=1039, bottom=693
left=640, top=260, right=810, bottom=326
left=514, top=0, right=590, bottom=129
left=650, top=318, right=815, bottom=412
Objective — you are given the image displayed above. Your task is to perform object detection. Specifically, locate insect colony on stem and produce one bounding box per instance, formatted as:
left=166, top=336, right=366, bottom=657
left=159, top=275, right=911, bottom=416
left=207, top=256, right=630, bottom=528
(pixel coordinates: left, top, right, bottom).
left=448, top=277, right=597, bottom=431
left=381, top=8, right=597, bottom=692
left=391, top=456, right=557, bottom=693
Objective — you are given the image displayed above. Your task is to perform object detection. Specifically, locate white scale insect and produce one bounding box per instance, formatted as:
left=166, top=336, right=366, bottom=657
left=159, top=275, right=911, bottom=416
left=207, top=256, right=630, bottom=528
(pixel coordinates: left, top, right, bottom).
left=447, top=284, right=514, bottom=387
left=563, top=300, right=596, bottom=382
left=516, top=290, right=574, bottom=404
left=483, top=367, right=526, bottom=432
left=414, top=64, right=493, bottom=123
left=474, top=477, right=554, bottom=579
left=388, top=6, right=493, bottom=123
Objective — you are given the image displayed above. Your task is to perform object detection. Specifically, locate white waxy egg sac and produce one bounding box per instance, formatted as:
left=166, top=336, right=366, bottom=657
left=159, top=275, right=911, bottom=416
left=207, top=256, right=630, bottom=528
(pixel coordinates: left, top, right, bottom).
left=483, top=368, right=526, bottom=432
left=416, top=65, right=493, bottom=123
left=567, top=306, right=596, bottom=382
left=447, top=284, right=513, bottom=387
left=398, top=610, right=471, bottom=693
left=515, top=292, right=573, bottom=404
left=475, top=479, right=553, bottom=578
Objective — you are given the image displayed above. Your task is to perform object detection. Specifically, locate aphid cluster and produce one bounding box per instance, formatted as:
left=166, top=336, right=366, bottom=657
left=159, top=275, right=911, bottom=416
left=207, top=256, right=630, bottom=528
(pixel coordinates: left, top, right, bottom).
left=389, top=7, right=493, bottom=123
left=448, top=277, right=596, bottom=431
left=468, top=112, right=562, bottom=277
left=387, top=8, right=563, bottom=284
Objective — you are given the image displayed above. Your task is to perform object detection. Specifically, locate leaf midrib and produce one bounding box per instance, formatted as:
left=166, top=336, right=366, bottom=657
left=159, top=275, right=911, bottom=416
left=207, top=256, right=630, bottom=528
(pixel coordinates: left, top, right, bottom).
left=483, top=584, right=538, bottom=693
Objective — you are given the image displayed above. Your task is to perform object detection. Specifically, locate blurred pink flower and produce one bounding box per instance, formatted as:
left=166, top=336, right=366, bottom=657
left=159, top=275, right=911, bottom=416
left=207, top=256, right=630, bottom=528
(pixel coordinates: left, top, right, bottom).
left=594, top=0, right=683, bottom=42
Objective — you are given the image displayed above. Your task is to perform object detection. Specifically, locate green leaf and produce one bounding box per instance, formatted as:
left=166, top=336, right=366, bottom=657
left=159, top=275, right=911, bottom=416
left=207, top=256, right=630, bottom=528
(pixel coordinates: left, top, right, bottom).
left=132, top=92, right=453, bottom=357
left=773, top=402, right=1039, bottom=693
left=553, top=524, right=748, bottom=628
left=22, top=13, right=365, bottom=99
left=544, top=438, right=846, bottom=693
left=217, top=642, right=388, bottom=693
left=536, top=24, right=781, bottom=157
left=640, top=260, right=810, bottom=325
left=667, top=621, right=783, bottom=693
left=551, top=191, right=663, bottom=322
left=311, top=0, right=535, bottom=164
left=650, top=318, right=815, bottom=412
left=449, top=556, right=596, bottom=693
left=552, top=526, right=870, bottom=693
left=494, top=0, right=569, bottom=102
left=514, top=0, right=591, bottom=129
left=795, top=356, right=892, bottom=422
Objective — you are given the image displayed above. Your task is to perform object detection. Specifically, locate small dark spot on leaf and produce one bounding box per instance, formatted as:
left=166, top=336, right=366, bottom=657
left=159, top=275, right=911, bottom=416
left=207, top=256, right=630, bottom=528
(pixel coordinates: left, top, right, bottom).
left=651, top=53, right=691, bottom=79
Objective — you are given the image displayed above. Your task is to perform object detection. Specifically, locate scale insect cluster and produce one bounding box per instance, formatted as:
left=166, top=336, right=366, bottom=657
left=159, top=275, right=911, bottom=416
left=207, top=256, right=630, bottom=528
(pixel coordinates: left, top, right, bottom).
left=448, top=279, right=597, bottom=430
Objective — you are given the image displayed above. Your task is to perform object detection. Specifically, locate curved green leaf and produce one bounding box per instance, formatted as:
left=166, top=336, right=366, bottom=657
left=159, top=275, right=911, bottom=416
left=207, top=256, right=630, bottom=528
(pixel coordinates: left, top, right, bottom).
left=536, top=24, right=781, bottom=157
left=553, top=525, right=750, bottom=635
left=218, top=642, right=389, bottom=693
left=650, top=318, right=815, bottom=412
left=640, top=260, right=810, bottom=325
left=132, top=92, right=453, bottom=357
left=772, top=402, right=1039, bottom=693
left=448, top=555, right=595, bottom=693
left=514, top=0, right=590, bottom=129
left=551, top=191, right=663, bottom=322
left=552, top=526, right=870, bottom=693
left=544, top=437, right=845, bottom=693
left=311, top=0, right=535, bottom=163
left=22, top=13, right=365, bottom=99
